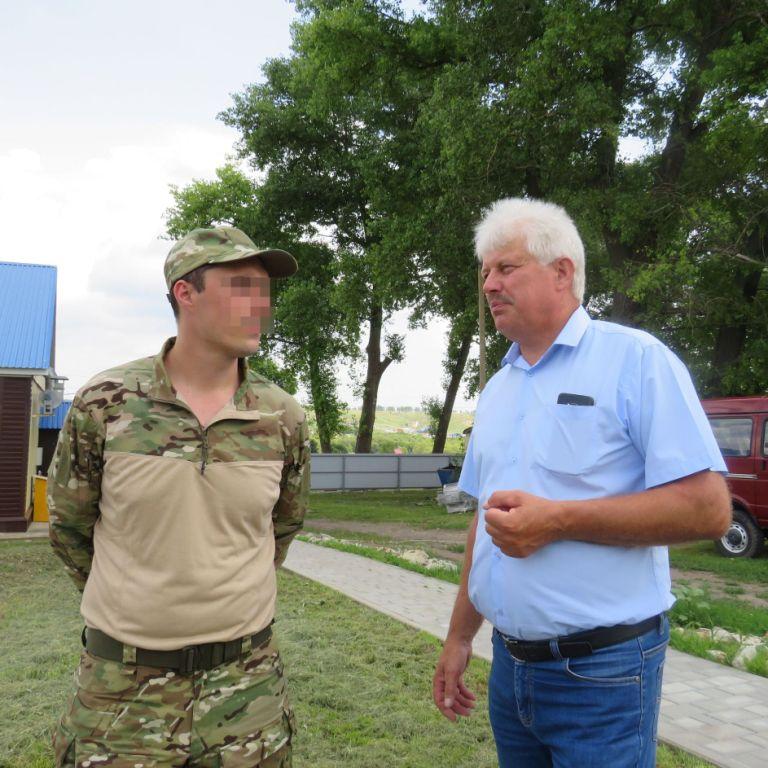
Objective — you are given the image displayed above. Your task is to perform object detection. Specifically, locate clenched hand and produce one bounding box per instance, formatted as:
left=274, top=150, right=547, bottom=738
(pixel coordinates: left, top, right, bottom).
left=484, top=490, right=564, bottom=558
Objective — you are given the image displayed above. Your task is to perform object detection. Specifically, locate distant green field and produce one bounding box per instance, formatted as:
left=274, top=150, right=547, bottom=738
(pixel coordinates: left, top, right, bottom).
left=308, top=408, right=474, bottom=454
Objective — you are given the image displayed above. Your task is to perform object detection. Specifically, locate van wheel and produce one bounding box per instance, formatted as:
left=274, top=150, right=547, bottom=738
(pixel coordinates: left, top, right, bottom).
left=715, top=508, right=765, bottom=558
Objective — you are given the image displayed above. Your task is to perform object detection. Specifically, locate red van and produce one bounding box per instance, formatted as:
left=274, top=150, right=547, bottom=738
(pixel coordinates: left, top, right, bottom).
left=702, top=397, right=768, bottom=558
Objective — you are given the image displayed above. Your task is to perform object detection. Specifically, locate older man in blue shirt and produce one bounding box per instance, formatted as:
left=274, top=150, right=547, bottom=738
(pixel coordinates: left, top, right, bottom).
left=433, top=198, right=731, bottom=768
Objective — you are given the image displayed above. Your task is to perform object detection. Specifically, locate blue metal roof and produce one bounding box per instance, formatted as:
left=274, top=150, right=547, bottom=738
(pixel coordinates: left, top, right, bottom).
left=0, top=262, right=57, bottom=369
left=40, top=400, right=72, bottom=429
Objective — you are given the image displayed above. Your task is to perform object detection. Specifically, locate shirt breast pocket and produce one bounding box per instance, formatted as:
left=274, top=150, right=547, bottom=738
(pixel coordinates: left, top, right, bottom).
left=531, top=404, right=616, bottom=476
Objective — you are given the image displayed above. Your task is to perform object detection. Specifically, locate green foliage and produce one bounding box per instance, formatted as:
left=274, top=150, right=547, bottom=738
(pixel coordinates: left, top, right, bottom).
left=421, top=396, right=443, bottom=438
left=170, top=0, right=768, bottom=454
left=248, top=351, right=299, bottom=394
left=421, top=0, right=768, bottom=395
left=669, top=583, right=768, bottom=638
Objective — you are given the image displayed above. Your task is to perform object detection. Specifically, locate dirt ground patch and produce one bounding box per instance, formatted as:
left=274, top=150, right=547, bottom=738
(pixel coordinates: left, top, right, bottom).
left=305, top=518, right=469, bottom=562
left=305, top=518, right=768, bottom=610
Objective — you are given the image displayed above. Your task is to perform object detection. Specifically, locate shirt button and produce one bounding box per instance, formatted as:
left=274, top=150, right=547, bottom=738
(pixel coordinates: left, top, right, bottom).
left=526, top=371, right=533, bottom=377
left=510, top=457, right=517, bottom=464
left=518, top=415, right=524, bottom=421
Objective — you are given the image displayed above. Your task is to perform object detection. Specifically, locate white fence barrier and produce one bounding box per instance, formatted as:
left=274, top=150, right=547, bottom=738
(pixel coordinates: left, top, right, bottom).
left=309, top=453, right=460, bottom=491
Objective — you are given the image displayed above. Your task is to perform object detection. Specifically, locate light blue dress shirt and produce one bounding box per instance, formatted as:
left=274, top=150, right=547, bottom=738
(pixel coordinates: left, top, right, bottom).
left=459, top=306, right=726, bottom=640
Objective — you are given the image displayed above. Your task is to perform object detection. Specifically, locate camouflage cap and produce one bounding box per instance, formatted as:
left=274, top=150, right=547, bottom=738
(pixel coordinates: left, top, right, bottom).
left=164, top=226, right=298, bottom=289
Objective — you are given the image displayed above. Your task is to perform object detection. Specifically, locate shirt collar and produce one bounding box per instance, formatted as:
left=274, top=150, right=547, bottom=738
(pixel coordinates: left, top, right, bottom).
left=502, top=305, right=591, bottom=368
left=148, top=337, right=258, bottom=411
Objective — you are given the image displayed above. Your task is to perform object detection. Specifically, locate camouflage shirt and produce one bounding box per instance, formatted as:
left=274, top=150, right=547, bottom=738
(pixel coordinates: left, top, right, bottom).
left=48, top=338, right=309, bottom=648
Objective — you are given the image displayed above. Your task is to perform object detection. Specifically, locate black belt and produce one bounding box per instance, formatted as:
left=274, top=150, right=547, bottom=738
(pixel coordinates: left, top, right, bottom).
left=498, top=613, right=663, bottom=662
left=83, top=623, right=273, bottom=675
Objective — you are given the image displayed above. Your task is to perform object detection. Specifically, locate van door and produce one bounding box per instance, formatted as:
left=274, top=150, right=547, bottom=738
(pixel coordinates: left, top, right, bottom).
left=755, top=416, right=768, bottom=527
left=708, top=416, right=756, bottom=511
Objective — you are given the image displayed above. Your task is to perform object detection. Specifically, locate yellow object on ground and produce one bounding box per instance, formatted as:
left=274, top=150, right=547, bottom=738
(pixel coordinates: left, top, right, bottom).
left=33, top=475, right=48, bottom=522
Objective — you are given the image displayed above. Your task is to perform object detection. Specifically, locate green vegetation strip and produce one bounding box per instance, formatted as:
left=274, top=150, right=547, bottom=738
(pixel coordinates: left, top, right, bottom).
left=299, top=536, right=461, bottom=584
left=308, top=489, right=472, bottom=530
left=0, top=540, right=712, bottom=767
left=303, top=537, right=768, bottom=679
left=669, top=542, right=768, bottom=584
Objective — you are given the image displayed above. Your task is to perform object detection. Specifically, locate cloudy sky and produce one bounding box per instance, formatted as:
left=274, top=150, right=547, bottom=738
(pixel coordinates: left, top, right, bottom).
left=1, top=0, right=476, bottom=410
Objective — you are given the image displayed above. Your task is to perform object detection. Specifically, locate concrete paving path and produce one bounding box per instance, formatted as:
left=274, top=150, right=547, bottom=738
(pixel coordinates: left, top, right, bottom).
left=284, top=541, right=768, bottom=768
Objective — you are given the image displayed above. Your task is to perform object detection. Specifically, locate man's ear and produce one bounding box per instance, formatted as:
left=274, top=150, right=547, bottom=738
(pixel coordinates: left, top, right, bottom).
left=554, top=257, right=575, bottom=292
left=172, top=279, right=196, bottom=312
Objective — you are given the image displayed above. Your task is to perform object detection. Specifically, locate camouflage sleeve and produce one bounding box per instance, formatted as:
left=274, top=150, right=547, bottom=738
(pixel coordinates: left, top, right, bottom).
left=272, top=415, right=310, bottom=567
left=47, top=396, right=104, bottom=591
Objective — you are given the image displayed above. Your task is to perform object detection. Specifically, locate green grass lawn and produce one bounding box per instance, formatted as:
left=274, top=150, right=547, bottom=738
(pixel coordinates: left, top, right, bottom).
left=306, top=490, right=768, bottom=674
left=669, top=541, right=768, bottom=583
left=308, top=489, right=473, bottom=530
left=0, top=540, right=712, bottom=767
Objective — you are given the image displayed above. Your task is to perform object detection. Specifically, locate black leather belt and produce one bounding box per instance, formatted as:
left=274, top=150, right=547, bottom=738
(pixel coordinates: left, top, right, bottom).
left=498, top=614, right=663, bottom=662
left=83, top=623, right=273, bottom=674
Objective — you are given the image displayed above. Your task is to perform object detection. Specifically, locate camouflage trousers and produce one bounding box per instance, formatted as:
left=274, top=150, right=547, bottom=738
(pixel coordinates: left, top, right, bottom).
left=53, top=633, right=295, bottom=767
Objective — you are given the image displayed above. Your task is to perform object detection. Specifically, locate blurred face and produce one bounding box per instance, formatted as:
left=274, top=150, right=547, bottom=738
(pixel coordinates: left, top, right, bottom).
left=481, top=235, right=566, bottom=343
left=178, top=258, right=272, bottom=356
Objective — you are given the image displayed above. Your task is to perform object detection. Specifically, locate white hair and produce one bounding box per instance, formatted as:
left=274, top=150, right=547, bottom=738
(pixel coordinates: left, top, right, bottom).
left=474, top=197, right=586, bottom=303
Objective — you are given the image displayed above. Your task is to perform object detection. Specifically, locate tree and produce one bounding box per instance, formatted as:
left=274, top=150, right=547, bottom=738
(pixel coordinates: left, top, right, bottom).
left=423, top=0, right=768, bottom=395
left=220, top=0, right=458, bottom=451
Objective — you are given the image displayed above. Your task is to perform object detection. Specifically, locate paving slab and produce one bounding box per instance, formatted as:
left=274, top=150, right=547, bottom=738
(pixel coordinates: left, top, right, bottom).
left=284, top=540, right=768, bottom=768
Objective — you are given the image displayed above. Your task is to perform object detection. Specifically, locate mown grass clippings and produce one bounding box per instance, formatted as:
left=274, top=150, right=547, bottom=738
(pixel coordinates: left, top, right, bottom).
left=302, top=526, right=397, bottom=545
left=0, top=539, right=715, bottom=768
left=1, top=540, right=490, bottom=767
left=298, top=536, right=461, bottom=583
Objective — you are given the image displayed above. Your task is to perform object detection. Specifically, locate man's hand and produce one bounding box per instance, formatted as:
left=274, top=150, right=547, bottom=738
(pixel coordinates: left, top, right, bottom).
left=433, top=637, right=477, bottom=722
left=484, top=490, right=564, bottom=558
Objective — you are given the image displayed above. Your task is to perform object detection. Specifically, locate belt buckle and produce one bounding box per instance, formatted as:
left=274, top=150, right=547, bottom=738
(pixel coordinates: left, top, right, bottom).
left=178, top=645, right=198, bottom=675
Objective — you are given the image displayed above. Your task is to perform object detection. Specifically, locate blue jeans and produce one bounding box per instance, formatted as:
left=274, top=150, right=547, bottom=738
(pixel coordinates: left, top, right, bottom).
left=489, top=616, right=669, bottom=768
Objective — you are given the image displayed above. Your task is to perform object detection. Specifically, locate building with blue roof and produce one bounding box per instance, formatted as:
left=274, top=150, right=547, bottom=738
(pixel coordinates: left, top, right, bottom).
left=0, top=261, right=66, bottom=532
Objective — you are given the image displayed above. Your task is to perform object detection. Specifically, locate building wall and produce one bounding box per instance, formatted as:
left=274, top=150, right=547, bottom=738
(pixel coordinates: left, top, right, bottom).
left=0, top=376, right=32, bottom=531
left=27, top=376, right=45, bottom=508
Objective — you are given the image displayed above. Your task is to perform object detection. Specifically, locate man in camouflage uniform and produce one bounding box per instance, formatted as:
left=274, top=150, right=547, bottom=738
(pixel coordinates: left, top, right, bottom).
left=48, top=226, right=310, bottom=767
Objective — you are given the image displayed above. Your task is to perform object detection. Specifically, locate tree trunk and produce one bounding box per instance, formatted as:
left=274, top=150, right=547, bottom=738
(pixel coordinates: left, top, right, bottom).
left=604, top=229, right=642, bottom=324
left=308, top=357, right=333, bottom=453
left=707, top=234, right=765, bottom=394
left=432, top=327, right=473, bottom=453
left=355, top=303, right=392, bottom=453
